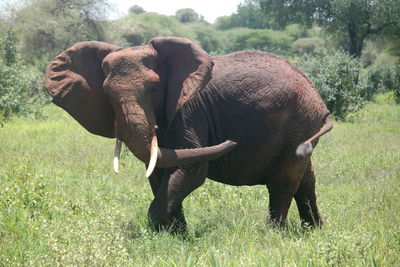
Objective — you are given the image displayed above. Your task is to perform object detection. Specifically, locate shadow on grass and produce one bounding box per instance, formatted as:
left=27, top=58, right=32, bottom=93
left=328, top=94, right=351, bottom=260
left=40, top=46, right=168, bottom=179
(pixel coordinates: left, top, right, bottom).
left=281, top=219, right=315, bottom=239
left=121, top=220, right=152, bottom=240
left=121, top=219, right=193, bottom=241
left=253, top=218, right=315, bottom=240
left=121, top=216, right=315, bottom=243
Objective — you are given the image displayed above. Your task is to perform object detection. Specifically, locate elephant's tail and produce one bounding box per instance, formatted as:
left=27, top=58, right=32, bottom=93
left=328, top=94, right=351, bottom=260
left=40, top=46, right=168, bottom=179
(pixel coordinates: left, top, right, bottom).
left=295, top=114, right=333, bottom=157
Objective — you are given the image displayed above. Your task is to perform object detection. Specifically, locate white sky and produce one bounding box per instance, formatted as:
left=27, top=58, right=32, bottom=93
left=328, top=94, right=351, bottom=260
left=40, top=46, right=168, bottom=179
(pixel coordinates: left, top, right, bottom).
left=109, top=0, right=244, bottom=23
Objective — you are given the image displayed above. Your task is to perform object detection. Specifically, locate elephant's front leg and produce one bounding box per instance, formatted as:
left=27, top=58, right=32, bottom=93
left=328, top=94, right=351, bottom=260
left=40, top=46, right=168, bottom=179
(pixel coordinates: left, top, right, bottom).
left=148, top=163, right=208, bottom=233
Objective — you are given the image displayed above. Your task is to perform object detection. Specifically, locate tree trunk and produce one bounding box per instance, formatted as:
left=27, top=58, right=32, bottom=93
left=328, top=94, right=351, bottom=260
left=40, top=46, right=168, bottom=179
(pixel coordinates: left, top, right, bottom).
left=348, top=22, right=365, bottom=58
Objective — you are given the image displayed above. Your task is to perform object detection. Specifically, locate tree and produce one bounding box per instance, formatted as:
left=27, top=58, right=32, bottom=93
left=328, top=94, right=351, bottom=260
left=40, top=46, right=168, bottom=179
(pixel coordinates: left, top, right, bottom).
left=190, top=23, right=224, bottom=54
left=128, top=5, right=145, bottom=15
left=231, top=29, right=293, bottom=55
left=175, top=8, right=201, bottom=23
left=258, top=0, right=400, bottom=58
left=108, top=12, right=197, bottom=46
left=0, top=29, right=45, bottom=123
left=9, top=0, right=110, bottom=62
left=298, top=49, right=365, bottom=119
left=1, top=29, right=17, bottom=65
left=215, top=0, right=271, bottom=30
left=0, top=18, right=6, bottom=35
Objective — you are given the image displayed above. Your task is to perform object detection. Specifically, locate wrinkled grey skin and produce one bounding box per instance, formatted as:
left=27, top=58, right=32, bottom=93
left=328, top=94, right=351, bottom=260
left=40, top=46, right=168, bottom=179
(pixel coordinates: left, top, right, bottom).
left=44, top=37, right=332, bottom=232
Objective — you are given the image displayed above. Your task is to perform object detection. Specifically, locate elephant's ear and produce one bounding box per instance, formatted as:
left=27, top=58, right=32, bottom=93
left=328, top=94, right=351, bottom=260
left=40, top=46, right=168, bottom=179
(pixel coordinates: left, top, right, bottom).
left=44, top=41, right=121, bottom=138
left=149, top=37, right=213, bottom=127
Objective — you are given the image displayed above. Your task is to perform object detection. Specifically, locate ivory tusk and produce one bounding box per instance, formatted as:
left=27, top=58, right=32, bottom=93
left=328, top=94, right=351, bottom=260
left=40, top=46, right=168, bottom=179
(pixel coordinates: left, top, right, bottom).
left=145, top=135, right=158, bottom=178
left=113, top=139, right=122, bottom=173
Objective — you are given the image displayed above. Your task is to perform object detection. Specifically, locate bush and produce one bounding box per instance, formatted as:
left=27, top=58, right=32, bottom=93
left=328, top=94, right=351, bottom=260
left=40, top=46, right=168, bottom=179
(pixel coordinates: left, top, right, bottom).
left=175, top=8, right=201, bottom=23
left=214, top=2, right=271, bottom=30
left=0, top=30, right=47, bottom=124
left=231, top=29, right=293, bottom=55
left=392, top=65, right=400, bottom=104
left=283, top=24, right=307, bottom=40
left=190, top=23, right=224, bottom=54
left=108, top=13, right=196, bottom=47
left=298, top=49, right=365, bottom=120
left=292, top=37, right=325, bottom=55
left=363, top=64, right=400, bottom=102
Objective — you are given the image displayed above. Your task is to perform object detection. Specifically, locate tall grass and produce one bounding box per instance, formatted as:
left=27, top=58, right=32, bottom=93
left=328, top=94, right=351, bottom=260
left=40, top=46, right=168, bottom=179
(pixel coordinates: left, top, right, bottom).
left=0, top=94, right=399, bottom=266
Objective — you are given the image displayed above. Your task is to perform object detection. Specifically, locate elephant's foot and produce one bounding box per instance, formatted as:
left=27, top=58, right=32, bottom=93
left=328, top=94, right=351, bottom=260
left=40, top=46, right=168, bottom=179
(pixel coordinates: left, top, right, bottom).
left=301, top=212, right=323, bottom=228
left=295, top=198, right=323, bottom=228
left=148, top=203, right=187, bottom=234
left=294, top=162, right=323, bottom=228
left=268, top=203, right=291, bottom=227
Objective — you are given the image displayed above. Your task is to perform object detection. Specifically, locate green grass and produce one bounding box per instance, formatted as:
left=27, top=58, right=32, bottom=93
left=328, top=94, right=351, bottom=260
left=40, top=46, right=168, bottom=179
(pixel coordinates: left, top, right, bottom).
left=1, top=94, right=399, bottom=266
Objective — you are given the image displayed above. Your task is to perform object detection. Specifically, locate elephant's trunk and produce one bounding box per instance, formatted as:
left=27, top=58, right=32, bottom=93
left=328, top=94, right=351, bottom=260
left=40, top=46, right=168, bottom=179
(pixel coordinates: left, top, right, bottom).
left=114, top=100, right=236, bottom=177
left=115, top=101, right=156, bottom=164
left=113, top=135, right=236, bottom=177
left=156, top=141, right=237, bottom=168
left=145, top=136, right=236, bottom=177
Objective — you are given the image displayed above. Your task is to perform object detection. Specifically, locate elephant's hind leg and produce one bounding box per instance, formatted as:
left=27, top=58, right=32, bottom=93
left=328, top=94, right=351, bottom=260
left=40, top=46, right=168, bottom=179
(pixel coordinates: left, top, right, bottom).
left=148, top=163, right=208, bottom=233
left=294, top=162, right=323, bottom=227
left=266, top=155, right=310, bottom=227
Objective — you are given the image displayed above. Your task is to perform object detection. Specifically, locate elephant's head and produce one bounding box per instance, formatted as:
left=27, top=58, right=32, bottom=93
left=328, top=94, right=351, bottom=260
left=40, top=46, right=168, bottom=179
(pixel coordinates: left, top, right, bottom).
left=44, top=37, right=235, bottom=176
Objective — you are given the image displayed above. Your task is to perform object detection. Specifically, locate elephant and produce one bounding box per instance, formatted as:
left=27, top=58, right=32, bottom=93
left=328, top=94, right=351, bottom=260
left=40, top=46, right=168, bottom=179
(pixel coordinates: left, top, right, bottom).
left=44, top=37, right=333, bottom=232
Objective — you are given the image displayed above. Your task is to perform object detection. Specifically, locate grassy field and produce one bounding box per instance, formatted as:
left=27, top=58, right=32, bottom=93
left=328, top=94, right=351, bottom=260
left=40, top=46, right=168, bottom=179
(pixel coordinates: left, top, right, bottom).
left=0, top=94, right=399, bottom=266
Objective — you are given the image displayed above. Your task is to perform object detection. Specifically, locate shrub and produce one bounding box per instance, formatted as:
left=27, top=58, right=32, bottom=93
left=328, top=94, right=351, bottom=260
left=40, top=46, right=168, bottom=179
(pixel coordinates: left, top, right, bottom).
left=283, top=24, right=307, bottom=40
left=175, top=8, right=201, bottom=23
left=392, top=64, right=400, bottom=104
left=363, top=64, right=400, bottom=102
left=190, top=23, right=224, bottom=54
left=298, top=49, right=365, bottom=120
left=292, top=37, right=325, bottom=55
left=108, top=13, right=196, bottom=47
left=360, top=47, right=378, bottom=67
left=0, top=30, right=46, bottom=124
left=231, top=29, right=293, bottom=55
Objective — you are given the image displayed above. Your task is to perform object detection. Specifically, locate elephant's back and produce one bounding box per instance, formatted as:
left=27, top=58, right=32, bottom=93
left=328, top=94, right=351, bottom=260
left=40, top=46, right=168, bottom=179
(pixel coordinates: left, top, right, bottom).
left=212, top=51, right=320, bottom=99
left=210, top=51, right=328, bottom=125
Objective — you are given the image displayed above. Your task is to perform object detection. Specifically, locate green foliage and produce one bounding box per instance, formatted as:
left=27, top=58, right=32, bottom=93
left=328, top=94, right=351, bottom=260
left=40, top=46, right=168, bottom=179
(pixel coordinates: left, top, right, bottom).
left=1, top=29, right=17, bottom=65
left=394, top=66, right=400, bottom=104
left=1, top=97, right=399, bottom=265
left=0, top=163, right=50, bottom=219
left=231, top=28, right=293, bottom=55
left=386, top=36, right=400, bottom=58
left=360, top=47, right=379, bottom=68
left=214, top=16, right=233, bottom=31
left=0, top=29, right=47, bottom=123
left=175, top=8, right=202, bottom=23
left=190, top=23, right=224, bottom=54
left=298, top=49, right=365, bottom=119
left=108, top=13, right=227, bottom=54
left=292, top=37, right=325, bottom=55
left=215, top=0, right=271, bottom=30
left=283, top=24, right=308, bottom=39
left=363, top=64, right=400, bottom=103
left=258, top=0, right=400, bottom=58
left=128, top=5, right=145, bottom=15
left=10, top=0, right=110, bottom=62
left=108, top=13, right=197, bottom=46
left=0, top=18, right=6, bottom=34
